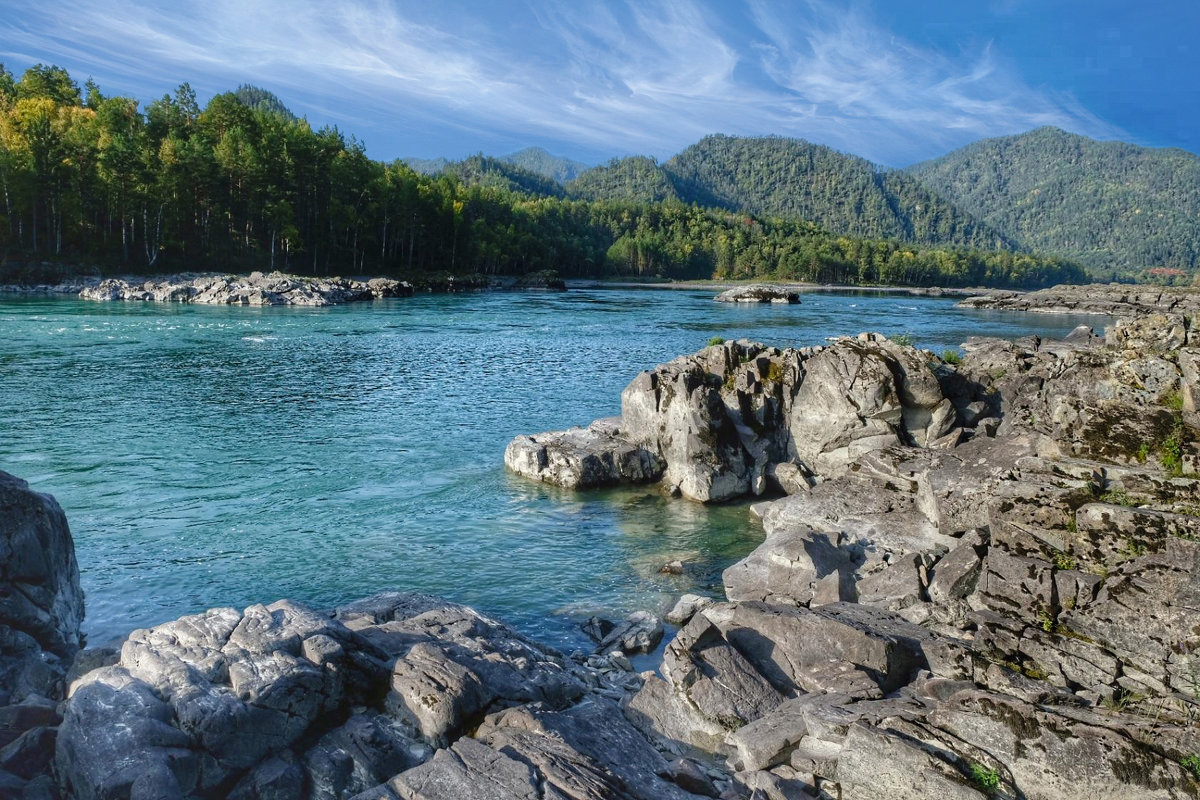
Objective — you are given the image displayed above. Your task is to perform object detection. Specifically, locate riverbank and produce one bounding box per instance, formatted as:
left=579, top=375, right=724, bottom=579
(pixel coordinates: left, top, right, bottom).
left=959, top=282, right=1200, bottom=316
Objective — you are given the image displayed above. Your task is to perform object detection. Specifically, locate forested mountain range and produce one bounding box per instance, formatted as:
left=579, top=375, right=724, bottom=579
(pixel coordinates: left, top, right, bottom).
left=0, top=63, right=1110, bottom=289
left=421, top=129, right=1200, bottom=281
left=906, top=127, right=1200, bottom=277
left=406, top=147, right=588, bottom=185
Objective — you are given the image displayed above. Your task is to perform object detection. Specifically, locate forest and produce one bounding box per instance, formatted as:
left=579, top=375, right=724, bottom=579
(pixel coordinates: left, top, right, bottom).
left=0, top=64, right=1086, bottom=289
left=908, top=126, right=1200, bottom=280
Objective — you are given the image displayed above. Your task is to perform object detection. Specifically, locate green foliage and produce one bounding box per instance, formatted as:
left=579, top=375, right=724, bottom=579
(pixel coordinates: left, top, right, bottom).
left=1161, top=418, right=1186, bottom=477
left=17, top=63, right=81, bottom=105
left=1182, top=753, right=1200, bottom=780
left=941, top=349, right=962, bottom=365
left=967, top=762, right=1000, bottom=793
left=892, top=333, right=915, bottom=346
left=500, top=147, right=588, bottom=184
left=1099, top=489, right=1134, bottom=506
left=446, top=155, right=565, bottom=198
left=568, top=156, right=680, bottom=204
left=908, top=126, right=1200, bottom=276
left=707, top=336, right=726, bottom=347
left=1053, top=551, right=1077, bottom=571
left=231, top=85, right=295, bottom=119
left=765, top=361, right=785, bottom=383
left=1163, top=391, right=1185, bottom=411
left=662, top=135, right=1009, bottom=248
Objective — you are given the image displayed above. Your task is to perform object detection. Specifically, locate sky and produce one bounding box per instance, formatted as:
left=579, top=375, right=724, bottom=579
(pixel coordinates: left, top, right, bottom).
left=0, top=0, right=1196, bottom=167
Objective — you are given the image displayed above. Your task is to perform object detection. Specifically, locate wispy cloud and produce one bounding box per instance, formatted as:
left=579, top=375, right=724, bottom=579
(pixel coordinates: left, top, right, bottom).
left=0, top=0, right=1124, bottom=164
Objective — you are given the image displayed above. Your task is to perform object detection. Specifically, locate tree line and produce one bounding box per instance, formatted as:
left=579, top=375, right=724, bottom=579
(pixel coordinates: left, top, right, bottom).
left=0, top=64, right=1085, bottom=289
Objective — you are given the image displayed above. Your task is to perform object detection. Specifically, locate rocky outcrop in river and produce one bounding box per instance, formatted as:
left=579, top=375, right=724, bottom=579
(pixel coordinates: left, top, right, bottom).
left=714, top=285, right=800, bottom=304
left=79, top=272, right=415, bottom=307
left=506, top=334, right=977, bottom=502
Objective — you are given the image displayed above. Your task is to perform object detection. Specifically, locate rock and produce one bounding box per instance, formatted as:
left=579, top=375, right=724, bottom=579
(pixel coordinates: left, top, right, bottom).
left=503, top=418, right=665, bottom=490
left=0, top=471, right=84, bottom=703
left=57, top=592, right=584, bottom=799
left=595, top=611, right=663, bottom=655
left=384, top=736, right=539, bottom=800
left=929, top=689, right=1196, bottom=800
left=508, top=335, right=966, bottom=503
left=958, top=283, right=1200, bottom=319
left=714, top=285, right=801, bottom=304
left=581, top=616, right=615, bottom=643
left=665, top=594, right=716, bottom=626
left=79, top=272, right=414, bottom=306
left=475, top=698, right=707, bottom=800
left=837, top=722, right=987, bottom=800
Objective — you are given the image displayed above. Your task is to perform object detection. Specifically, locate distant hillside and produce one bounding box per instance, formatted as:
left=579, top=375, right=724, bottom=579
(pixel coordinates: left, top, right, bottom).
left=444, top=156, right=565, bottom=198
left=404, top=157, right=450, bottom=175
left=500, top=147, right=589, bottom=184
left=562, top=136, right=1005, bottom=250
left=907, top=127, right=1200, bottom=275
left=567, top=156, right=681, bottom=204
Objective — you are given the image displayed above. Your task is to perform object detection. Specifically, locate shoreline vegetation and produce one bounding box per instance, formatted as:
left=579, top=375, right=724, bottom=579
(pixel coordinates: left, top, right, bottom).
left=0, top=65, right=1087, bottom=291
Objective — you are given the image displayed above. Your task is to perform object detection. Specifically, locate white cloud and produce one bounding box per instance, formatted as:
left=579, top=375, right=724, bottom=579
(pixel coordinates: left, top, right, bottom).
left=0, top=0, right=1124, bottom=164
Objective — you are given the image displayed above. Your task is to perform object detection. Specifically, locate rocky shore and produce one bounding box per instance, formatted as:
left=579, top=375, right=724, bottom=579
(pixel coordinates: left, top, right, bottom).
left=505, top=305, right=1200, bottom=797
left=959, top=282, right=1200, bottom=317
left=9, top=283, right=1200, bottom=798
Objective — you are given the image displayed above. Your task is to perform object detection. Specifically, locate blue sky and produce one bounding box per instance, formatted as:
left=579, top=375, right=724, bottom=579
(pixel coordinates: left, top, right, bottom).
left=1, top=0, right=1195, bottom=167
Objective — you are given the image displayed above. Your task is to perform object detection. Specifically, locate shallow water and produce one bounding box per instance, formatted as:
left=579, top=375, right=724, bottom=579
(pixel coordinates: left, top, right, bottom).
left=0, top=288, right=1104, bottom=650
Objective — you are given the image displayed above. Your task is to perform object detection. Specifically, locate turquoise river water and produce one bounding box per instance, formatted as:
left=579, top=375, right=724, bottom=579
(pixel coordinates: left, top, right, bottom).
left=0, top=288, right=1103, bottom=650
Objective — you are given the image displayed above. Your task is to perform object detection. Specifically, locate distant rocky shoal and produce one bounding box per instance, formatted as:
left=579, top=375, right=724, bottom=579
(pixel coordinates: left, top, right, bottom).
left=714, top=284, right=801, bottom=304
left=1, top=268, right=567, bottom=306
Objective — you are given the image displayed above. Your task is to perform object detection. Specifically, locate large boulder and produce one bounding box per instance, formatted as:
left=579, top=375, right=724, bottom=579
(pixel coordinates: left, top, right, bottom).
left=507, top=335, right=970, bottom=503
left=56, top=593, right=585, bottom=799
left=0, top=471, right=83, bottom=703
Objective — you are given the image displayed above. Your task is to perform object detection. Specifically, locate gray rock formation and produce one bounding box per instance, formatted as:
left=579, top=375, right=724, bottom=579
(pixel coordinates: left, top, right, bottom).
left=0, top=472, right=84, bottom=704
left=714, top=285, right=801, bottom=304
left=959, top=282, right=1200, bottom=322
left=54, top=592, right=715, bottom=800
left=507, top=335, right=980, bottom=502
left=79, top=272, right=414, bottom=306
left=0, top=472, right=84, bottom=797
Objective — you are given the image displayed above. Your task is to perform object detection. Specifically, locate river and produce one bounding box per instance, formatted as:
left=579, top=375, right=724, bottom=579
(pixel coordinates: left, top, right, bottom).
left=0, top=288, right=1104, bottom=650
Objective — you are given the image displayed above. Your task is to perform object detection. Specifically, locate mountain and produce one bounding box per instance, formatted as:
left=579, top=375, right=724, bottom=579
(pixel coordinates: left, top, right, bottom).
left=907, top=127, right=1200, bottom=275
left=665, top=135, right=1006, bottom=249
left=499, top=147, right=589, bottom=184
left=566, top=156, right=681, bottom=204
left=404, top=157, right=450, bottom=175
left=443, top=155, right=565, bottom=197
